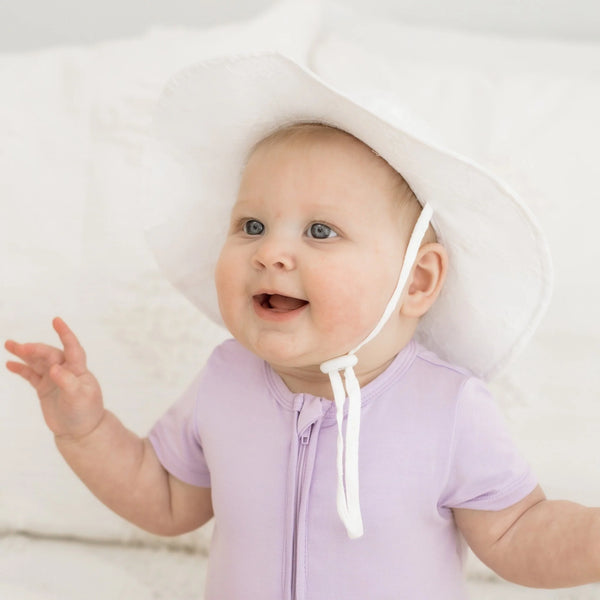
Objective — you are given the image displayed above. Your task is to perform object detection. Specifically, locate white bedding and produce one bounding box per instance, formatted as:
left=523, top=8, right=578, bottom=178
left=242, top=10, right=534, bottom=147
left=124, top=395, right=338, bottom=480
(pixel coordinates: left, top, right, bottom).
left=0, top=534, right=207, bottom=600
left=1, top=534, right=600, bottom=600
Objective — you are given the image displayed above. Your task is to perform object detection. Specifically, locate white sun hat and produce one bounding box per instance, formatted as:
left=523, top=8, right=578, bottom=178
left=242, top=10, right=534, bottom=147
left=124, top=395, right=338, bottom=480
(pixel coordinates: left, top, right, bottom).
left=144, top=51, right=553, bottom=538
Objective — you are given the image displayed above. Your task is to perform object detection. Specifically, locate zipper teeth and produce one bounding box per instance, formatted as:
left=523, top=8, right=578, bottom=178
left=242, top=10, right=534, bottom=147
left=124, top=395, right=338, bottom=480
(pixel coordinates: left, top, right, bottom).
left=292, top=424, right=312, bottom=600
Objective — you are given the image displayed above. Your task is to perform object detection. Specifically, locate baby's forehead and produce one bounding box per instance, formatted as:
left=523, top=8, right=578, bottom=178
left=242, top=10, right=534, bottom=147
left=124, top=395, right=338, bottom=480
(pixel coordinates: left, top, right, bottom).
left=243, top=121, right=415, bottom=189
left=244, top=123, right=406, bottom=192
left=241, top=124, right=394, bottom=194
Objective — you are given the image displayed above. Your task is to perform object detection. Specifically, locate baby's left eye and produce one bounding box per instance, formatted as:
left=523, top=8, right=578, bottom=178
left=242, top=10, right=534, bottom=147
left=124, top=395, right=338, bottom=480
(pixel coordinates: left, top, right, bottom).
left=307, top=223, right=337, bottom=239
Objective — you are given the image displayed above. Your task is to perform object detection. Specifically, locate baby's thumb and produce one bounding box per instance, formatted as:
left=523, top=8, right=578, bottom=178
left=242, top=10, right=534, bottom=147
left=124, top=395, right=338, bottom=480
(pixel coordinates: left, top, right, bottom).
left=49, top=363, right=79, bottom=395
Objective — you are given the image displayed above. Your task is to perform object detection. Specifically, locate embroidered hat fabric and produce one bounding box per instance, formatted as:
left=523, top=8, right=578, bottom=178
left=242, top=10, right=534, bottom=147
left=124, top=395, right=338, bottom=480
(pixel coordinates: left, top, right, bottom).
left=144, top=52, right=553, bottom=381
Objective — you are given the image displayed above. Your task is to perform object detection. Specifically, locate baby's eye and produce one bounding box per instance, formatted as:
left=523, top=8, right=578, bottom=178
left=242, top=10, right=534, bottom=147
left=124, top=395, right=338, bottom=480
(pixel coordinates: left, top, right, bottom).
left=307, top=223, right=337, bottom=239
left=243, top=219, right=265, bottom=235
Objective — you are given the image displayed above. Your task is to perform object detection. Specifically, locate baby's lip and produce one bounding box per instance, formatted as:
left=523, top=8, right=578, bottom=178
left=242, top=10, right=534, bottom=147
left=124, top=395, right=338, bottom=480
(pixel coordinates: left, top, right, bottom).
left=253, top=292, right=308, bottom=312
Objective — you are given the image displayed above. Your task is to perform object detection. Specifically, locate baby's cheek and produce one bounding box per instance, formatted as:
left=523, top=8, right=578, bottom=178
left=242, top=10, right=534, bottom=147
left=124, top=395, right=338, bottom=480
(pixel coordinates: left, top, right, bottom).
left=314, top=276, right=378, bottom=338
left=214, top=252, right=238, bottom=319
left=317, top=252, right=396, bottom=334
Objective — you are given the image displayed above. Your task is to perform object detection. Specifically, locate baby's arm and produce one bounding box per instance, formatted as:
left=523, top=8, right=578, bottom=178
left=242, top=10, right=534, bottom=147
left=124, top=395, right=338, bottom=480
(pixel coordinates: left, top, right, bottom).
left=5, top=317, right=213, bottom=536
left=455, top=485, right=600, bottom=587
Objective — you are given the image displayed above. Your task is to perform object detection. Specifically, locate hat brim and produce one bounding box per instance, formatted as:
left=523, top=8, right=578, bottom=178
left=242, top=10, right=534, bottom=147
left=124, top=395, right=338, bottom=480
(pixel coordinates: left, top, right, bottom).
left=145, top=52, right=553, bottom=380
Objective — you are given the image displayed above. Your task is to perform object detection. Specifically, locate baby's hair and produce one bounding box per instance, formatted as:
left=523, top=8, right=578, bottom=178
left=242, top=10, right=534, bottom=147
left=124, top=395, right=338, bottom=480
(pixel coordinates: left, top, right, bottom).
left=250, top=122, right=437, bottom=244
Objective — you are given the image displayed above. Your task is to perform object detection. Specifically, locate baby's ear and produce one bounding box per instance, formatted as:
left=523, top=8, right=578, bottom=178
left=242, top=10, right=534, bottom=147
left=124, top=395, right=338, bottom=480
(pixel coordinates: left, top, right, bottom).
left=400, top=243, right=448, bottom=318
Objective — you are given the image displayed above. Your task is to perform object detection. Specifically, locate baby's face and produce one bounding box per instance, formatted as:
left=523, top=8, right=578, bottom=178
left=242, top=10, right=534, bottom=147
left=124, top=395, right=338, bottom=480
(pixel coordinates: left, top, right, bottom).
left=215, top=129, right=414, bottom=378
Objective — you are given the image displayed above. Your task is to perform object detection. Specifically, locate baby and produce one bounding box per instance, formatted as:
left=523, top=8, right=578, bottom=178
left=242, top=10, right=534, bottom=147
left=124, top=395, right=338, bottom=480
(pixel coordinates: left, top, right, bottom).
left=5, top=53, right=600, bottom=599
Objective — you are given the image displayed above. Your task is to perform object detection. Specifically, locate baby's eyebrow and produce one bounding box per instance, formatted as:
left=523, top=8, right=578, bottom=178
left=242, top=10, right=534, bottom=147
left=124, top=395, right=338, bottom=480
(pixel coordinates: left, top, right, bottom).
left=230, top=197, right=260, bottom=212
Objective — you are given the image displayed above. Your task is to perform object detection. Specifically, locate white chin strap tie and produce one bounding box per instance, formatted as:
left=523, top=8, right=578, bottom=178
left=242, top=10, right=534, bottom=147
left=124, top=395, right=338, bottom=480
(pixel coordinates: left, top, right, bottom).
left=319, top=203, right=434, bottom=539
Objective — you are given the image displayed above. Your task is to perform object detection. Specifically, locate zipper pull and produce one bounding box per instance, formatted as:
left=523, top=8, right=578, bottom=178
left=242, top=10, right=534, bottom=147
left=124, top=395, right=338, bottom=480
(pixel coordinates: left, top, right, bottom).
left=300, top=425, right=312, bottom=445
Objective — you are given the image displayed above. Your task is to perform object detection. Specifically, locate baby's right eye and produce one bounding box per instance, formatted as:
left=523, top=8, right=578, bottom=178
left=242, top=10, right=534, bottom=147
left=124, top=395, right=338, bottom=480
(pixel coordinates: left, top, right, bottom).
left=243, top=219, right=265, bottom=235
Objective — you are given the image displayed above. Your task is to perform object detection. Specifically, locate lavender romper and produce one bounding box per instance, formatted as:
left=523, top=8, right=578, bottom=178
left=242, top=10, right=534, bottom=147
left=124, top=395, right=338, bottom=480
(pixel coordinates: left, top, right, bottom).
left=149, top=338, right=536, bottom=599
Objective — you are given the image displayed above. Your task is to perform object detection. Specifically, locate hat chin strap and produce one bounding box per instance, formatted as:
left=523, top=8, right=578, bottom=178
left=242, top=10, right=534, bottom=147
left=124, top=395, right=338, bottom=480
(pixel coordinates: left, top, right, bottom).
left=320, top=203, right=434, bottom=539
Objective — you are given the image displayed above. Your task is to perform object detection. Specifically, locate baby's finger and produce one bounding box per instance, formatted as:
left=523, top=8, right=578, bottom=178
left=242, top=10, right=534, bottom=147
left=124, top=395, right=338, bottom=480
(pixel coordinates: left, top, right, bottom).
left=5, top=340, right=64, bottom=375
left=4, top=339, right=20, bottom=356
left=6, top=360, right=42, bottom=388
left=52, top=317, right=87, bottom=373
left=4, top=339, right=30, bottom=358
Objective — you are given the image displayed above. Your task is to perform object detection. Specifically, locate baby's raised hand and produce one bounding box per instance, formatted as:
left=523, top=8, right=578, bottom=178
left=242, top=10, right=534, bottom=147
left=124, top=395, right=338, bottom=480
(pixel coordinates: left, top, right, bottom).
left=5, top=317, right=105, bottom=440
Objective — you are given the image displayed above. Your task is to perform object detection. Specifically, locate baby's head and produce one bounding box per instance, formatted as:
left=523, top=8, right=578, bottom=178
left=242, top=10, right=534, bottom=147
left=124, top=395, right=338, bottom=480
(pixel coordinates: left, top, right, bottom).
left=215, top=123, right=447, bottom=392
left=149, top=51, right=552, bottom=388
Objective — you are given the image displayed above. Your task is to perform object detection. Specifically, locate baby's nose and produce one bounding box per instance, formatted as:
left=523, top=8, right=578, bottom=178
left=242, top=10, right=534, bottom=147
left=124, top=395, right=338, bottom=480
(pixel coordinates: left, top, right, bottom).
left=251, top=237, right=296, bottom=271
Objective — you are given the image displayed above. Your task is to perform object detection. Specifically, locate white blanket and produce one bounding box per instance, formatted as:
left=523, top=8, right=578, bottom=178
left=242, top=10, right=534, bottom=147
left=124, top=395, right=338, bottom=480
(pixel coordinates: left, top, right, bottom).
left=1, top=535, right=599, bottom=600
left=0, top=534, right=207, bottom=600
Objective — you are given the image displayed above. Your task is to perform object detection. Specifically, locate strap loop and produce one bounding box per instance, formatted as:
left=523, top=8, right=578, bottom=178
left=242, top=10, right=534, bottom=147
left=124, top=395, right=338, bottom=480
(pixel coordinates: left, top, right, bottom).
left=320, top=354, right=358, bottom=374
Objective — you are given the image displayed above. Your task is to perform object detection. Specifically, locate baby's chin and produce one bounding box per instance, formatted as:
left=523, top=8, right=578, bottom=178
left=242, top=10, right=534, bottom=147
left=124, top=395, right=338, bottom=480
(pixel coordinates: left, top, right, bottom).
left=256, top=334, right=371, bottom=369
left=249, top=343, right=324, bottom=372
left=242, top=338, right=329, bottom=373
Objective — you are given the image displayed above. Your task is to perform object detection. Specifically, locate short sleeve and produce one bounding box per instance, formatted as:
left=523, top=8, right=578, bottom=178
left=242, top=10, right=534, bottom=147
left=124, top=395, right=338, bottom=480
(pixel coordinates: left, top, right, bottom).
left=439, top=377, right=537, bottom=511
left=148, top=371, right=211, bottom=487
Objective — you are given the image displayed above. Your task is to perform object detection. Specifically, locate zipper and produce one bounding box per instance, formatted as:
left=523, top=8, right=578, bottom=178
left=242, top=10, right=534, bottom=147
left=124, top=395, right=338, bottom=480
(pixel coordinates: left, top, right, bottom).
left=291, top=422, right=313, bottom=600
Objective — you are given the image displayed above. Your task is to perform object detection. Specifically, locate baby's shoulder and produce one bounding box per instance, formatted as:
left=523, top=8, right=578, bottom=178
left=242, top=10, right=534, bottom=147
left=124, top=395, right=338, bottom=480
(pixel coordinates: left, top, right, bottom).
left=409, top=342, right=490, bottom=404
left=204, top=338, right=265, bottom=382
left=413, top=343, right=473, bottom=378
left=207, top=338, right=262, bottom=369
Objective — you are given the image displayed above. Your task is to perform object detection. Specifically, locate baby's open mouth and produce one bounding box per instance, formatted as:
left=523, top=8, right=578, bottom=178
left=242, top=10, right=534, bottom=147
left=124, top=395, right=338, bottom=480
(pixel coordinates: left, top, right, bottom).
left=254, top=293, right=308, bottom=312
